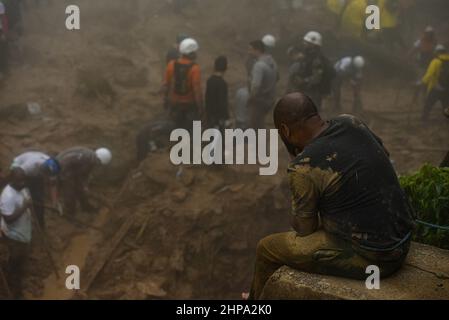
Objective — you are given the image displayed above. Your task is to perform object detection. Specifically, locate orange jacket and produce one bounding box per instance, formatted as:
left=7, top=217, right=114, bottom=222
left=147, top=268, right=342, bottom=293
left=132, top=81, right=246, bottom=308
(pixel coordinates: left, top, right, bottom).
left=164, top=57, right=203, bottom=108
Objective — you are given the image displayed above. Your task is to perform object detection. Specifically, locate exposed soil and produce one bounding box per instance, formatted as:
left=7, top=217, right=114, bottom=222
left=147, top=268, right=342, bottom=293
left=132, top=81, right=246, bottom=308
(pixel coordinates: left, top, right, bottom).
left=0, top=0, right=447, bottom=300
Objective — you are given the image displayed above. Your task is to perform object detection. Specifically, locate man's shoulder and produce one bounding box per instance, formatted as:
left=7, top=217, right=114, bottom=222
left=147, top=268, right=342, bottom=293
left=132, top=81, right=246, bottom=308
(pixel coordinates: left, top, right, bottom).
left=14, top=151, right=49, bottom=163
left=58, top=147, right=93, bottom=160
left=332, top=114, right=364, bottom=128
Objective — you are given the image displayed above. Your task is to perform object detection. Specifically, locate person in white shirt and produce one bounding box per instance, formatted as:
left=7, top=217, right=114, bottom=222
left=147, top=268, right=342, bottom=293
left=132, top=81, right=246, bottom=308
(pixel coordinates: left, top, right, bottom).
left=0, top=168, right=32, bottom=298
left=333, top=56, right=365, bottom=112
left=10, top=151, right=60, bottom=228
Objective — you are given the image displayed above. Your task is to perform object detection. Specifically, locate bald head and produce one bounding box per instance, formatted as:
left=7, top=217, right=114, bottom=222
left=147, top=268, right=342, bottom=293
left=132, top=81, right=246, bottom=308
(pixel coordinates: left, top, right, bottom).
left=274, top=92, right=319, bottom=129
left=274, top=93, right=326, bottom=157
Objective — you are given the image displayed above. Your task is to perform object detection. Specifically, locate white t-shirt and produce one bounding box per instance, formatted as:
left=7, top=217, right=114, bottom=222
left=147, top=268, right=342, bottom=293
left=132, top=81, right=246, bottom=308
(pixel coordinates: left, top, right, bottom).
left=11, top=152, right=50, bottom=177
left=335, top=57, right=363, bottom=80
left=0, top=186, right=32, bottom=243
left=335, top=57, right=353, bottom=74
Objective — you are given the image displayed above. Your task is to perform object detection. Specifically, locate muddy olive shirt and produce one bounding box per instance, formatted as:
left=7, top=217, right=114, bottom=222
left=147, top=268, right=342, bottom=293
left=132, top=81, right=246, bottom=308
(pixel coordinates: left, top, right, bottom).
left=57, top=147, right=99, bottom=181
left=288, top=115, right=414, bottom=250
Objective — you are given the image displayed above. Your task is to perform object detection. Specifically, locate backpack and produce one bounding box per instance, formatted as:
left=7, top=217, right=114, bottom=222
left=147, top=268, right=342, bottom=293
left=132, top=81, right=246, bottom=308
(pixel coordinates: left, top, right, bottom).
left=439, top=59, right=449, bottom=90
left=174, top=62, right=195, bottom=96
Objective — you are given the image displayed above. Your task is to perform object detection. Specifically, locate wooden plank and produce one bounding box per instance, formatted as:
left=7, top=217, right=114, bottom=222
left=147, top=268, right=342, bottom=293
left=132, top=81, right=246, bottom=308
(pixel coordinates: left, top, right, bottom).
left=80, top=211, right=138, bottom=295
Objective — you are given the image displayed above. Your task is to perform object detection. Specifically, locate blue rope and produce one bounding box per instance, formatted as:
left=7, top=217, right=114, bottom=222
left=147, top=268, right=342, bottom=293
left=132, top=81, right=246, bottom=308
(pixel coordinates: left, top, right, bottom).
left=416, top=220, right=449, bottom=231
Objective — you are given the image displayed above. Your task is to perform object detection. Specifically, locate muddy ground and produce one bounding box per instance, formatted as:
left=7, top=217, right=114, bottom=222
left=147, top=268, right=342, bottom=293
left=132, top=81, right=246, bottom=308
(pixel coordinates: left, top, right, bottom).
left=0, top=0, right=447, bottom=299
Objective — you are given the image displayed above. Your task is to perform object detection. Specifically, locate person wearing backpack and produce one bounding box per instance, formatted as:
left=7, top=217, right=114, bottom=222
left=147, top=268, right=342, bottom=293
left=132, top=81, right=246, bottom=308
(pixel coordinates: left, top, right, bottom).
left=162, top=38, right=203, bottom=131
left=286, top=31, right=335, bottom=110
left=421, top=44, right=449, bottom=121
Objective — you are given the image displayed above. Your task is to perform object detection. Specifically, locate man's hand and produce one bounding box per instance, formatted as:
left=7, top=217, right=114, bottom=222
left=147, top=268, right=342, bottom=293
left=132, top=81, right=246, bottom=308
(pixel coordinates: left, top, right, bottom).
left=23, top=191, right=33, bottom=209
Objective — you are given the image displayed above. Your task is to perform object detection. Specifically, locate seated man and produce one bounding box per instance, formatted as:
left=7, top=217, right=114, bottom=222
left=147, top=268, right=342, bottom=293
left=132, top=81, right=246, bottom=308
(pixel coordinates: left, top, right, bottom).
left=248, top=93, right=415, bottom=300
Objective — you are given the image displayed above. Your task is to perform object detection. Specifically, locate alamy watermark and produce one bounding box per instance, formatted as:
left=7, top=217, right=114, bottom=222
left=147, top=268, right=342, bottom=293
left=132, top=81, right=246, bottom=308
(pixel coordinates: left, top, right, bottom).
left=366, top=265, right=380, bottom=290
left=169, top=121, right=279, bottom=176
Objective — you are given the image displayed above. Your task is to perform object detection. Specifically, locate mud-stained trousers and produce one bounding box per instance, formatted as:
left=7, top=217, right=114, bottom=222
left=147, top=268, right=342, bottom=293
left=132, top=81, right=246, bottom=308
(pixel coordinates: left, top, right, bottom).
left=249, top=230, right=410, bottom=300
left=422, top=88, right=449, bottom=121
left=235, top=87, right=250, bottom=130
left=27, top=176, right=45, bottom=228
left=60, top=175, right=93, bottom=216
left=0, top=237, right=29, bottom=299
left=249, top=98, right=275, bottom=130
left=170, top=103, right=199, bottom=132
left=332, top=77, right=363, bottom=112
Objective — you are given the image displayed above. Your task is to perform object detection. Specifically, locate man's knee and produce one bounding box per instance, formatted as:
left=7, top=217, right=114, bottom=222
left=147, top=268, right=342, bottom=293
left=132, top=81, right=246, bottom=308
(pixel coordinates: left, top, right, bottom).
left=256, top=236, right=271, bottom=258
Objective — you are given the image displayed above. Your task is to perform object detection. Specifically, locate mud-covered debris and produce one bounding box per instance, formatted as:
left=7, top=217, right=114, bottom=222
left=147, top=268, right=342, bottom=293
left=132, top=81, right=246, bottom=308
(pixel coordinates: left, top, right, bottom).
left=136, top=279, right=167, bottom=298
left=76, top=69, right=117, bottom=107
left=172, top=189, right=188, bottom=203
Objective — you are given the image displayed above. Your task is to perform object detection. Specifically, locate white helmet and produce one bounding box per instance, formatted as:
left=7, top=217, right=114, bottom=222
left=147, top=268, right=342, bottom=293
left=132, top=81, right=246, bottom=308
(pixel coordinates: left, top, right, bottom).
left=179, top=38, right=199, bottom=55
left=353, top=56, right=365, bottom=69
left=262, top=34, right=276, bottom=48
left=303, top=31, right=322, bottom=47
left=95, top=148, right=112, bottom=165
left=435, top=44, right=446, bottom=53
left=425, top=25, right=434, bottom=33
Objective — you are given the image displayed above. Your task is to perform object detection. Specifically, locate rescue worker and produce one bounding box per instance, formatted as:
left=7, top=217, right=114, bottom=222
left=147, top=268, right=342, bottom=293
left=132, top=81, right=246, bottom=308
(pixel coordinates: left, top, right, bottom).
left=136, top=120, right=175, bottom=162
left=166, top=33, right=188, bottom=65
left=247, top=92, right=415, bottom=300
left=205, top=56, right=230, bottom=130
left=336, top=0, right=367, bottom=39
left=10, top=151, right=60, bottom=228
left=333, top=55, right=366, bottom=112
left=3, top=0, right=23, bottom=37
left=262, top=34, right=277, bottom=54
left=287, top=31, right=334, bottom=110
left=0, top=167, right=32, bottom=298
left=248, top=40, right=278, bottom=129
left=162, top=38, right=203, bottom=131
left=56, top=147, right=112, bottom=216
left=378, top=0, right=404, bottom=50
left=421, top=45, right=449, bottom=121
left=409, top=26, right=438, bottom=70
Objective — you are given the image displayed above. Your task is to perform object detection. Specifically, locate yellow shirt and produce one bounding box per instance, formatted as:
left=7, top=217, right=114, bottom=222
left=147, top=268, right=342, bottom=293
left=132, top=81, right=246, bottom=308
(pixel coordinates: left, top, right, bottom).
left=327, top=0, right=346, bottom=14
left=422, top=54, right=449, bottom=93
left=340, top=0, right=368, bottom=39
left=378, top=0, right=398, bottom=29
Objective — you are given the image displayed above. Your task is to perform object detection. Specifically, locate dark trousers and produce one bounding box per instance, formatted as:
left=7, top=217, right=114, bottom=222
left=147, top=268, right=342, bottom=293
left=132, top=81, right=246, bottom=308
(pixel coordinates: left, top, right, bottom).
left=27, top=176, right=45, bottom=228
left=0, top=237, right=29, bottom=299
left=170, top=103, right=199, bottom=132
left=422, top=89, right=449, bottom=121
left=333, top=77, right=363, bottom=112
left=60, top=176, right=91, bottom=216
left=249, top=98, right=274, bottom=130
